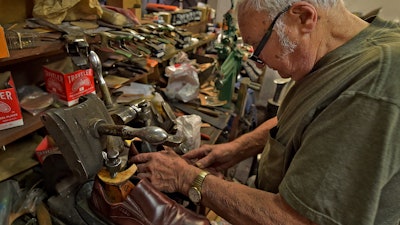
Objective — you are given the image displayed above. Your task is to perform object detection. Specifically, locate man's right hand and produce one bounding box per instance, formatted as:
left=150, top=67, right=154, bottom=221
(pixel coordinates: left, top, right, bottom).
left=184, top=116, right=277, bottom=174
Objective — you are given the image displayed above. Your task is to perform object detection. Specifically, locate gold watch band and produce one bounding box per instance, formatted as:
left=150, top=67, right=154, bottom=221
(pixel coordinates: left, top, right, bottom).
left=191, top=171, right=210, bottom=191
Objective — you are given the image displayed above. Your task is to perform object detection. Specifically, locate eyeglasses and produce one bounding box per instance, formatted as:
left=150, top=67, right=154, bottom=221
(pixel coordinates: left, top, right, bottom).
left=249, top=5, right=291, bottom=65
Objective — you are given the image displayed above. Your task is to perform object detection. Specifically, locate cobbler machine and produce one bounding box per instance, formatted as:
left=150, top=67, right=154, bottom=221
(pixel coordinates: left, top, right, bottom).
left=39, top=51, right=182, bottom=225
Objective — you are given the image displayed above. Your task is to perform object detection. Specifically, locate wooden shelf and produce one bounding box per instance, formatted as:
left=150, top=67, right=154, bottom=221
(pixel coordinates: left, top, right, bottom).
left=0, top=111, right=44, bottom=147
left=0, top=31, right=218, bottom=181
left=156, top=33, right=216, bottom=63
left=0, top=39, right=64, bottom=182
left=0, top=40, right=65, bottom=148
left=0, top=133, right=41, bottom=182
left=0, top=40, right=64, bottom=67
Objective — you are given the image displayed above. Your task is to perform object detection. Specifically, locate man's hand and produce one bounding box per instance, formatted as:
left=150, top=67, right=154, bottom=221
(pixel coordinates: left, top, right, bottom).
left=183, top=142, right=243, bottom=172
left=184, top=116, right=278, bottom=172
left=130, top=146, right=199, bottom=193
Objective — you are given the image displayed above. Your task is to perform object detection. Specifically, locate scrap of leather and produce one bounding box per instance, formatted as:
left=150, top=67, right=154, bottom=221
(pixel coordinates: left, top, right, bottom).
left=90, top=177, right=210, bottom=225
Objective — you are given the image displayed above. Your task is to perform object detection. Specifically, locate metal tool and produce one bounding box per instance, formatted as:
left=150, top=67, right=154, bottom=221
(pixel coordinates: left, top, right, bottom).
left=89, top=50, right=114, bottom=109
left=41, top=94, right=115, bottom=192
left=215, top=49, right=244, bottom=108
left=272, top=78, right=291, bottom=103
left=109, top=99, right=143, bottom=125
left=266, top=78, right=292, bottom=119
left=65, top=37, right=90, bottom=69
left=172, top=102, right=229, bottom=130
left=41, top=94, right=178, bottom=193
left=91, top=121, right=169, bottom=145
left=109, top=97, right=180, bottom=152
left=187, top=104, right=221, bottom=117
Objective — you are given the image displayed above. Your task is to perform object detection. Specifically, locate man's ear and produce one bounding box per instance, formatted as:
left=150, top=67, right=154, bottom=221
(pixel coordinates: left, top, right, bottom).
left=288, top=2, right=318, bottom=33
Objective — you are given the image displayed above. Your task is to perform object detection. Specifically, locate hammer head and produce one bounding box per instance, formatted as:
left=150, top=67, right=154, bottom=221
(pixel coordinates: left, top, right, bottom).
left=41, top=94, right=114, bottom=184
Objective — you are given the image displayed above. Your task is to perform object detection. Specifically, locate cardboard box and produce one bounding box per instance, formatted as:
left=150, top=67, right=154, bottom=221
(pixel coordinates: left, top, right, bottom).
left=0, top=71, right=23, bottom=130
left=155, top=12, right=172, bottom=24
left=43, top=57, right=96, bottom=106
left=0, top=25, right=10, bottom=59
left=194, top=6, right=210, bottom=23
left=35, top=135, right=61, bottom=164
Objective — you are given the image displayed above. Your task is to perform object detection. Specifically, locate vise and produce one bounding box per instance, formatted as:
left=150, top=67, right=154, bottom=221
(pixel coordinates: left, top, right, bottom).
left=40, top=94, right=178, bottom=194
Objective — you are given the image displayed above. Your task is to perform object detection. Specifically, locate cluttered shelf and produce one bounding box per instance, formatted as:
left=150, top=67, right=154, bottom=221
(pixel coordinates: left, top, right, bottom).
left=184, top=33, right=216, bottom=51
left=0, top=111, right=44, bottom=147
left=0, top=132, right=41, bottom=182
left=0, top=4, right=221, bottom=187
left=0, top=32, right=217, bottom=149
left=0, top=40, right=64, bottom=67
left=0, top=40, right=64, bottom=149
left=157, top=32, right=216, bottom=63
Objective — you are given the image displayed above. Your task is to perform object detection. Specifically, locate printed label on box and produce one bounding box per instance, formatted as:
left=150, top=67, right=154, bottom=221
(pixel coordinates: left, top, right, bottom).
left=0, top=71, right=23, bottom=130
left=35, top=135, right=61, bottom=164
left=43, top=57, right=96, bottom=106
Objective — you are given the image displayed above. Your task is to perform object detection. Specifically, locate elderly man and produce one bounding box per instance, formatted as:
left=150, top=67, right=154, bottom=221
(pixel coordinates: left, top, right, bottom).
left=132, top=0, right=400, bottom=224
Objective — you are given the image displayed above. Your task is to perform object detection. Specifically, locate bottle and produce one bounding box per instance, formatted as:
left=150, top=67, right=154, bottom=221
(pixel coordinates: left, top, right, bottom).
left=179, top=0, right=183, bottom=9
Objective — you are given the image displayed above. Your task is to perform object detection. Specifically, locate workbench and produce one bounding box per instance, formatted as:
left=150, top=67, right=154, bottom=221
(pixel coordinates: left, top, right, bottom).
left=0, top=31, right=218, bottom=182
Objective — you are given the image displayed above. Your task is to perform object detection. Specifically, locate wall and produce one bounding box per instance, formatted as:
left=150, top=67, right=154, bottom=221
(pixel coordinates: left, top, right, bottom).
left=0, top=0, right=34, bottom=24
left=1, top=0, right=398, bottom=24
left=207, top=0, right=232, bottom=24
left=208, top=0, right=399, bottom=25
left=344, top=0, right=400, bottom=21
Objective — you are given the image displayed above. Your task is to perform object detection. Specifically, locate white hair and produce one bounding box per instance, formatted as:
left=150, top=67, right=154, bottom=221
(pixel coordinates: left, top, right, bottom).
left=237, top=0, right=340, bottom=54
left=237, top=0, right=339, bottom=16
left=275, top=19, right=297, bottom=54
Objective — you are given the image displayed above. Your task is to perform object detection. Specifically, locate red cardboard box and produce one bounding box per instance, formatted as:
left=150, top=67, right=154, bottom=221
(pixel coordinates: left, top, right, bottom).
left=35, top=135, right=61, bottom=164
left=0, top=71, right=23, bottom=130
left=43, top=57, right=96, bottom=106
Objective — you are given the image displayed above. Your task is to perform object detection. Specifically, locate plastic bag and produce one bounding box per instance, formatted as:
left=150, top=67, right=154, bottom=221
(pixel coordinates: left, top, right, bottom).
left=175, top=114, right=202, bottom=154
left=165, top=63, right=200, bottom=102
left=33, top=0, right=102, bottom=24
left=168, top=51, right=192, bottom=66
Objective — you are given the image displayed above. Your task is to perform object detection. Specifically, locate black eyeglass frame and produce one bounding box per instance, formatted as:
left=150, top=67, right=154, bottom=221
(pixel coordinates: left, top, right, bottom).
left=249, top=5, right=291, bottom=65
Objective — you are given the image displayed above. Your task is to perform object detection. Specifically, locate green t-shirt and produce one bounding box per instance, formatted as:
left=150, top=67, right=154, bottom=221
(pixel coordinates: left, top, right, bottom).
left=257, top=17, right=400, bottom=225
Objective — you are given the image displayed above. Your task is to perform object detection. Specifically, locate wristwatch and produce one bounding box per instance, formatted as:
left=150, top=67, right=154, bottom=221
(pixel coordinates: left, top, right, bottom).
left=188, top=170, right=210, bottom=204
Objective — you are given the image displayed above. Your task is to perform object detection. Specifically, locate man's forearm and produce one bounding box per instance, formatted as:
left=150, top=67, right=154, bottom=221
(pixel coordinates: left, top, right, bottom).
left=232, top=116, right=278, bottom=157
left=200, top=174, right=315, bottom=225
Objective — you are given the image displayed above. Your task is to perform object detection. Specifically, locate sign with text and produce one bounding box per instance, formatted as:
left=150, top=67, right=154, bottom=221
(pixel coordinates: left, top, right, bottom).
left=0, top=71, right=23, bottom=130
left=43, top=57, right=95, bottom=106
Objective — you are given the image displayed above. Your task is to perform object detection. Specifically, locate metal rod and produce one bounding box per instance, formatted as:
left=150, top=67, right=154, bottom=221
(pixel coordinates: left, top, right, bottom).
left=97, top=124, right=169, bottom=145
left=89, top=50, right=114, bottom=109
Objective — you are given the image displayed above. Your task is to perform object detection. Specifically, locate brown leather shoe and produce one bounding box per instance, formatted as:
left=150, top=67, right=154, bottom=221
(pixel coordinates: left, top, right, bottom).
left=90, top=177, right=210, bottom=225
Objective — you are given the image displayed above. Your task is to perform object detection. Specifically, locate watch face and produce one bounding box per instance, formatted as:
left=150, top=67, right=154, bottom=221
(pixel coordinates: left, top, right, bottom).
left=188, top=187, right=201, bottom=203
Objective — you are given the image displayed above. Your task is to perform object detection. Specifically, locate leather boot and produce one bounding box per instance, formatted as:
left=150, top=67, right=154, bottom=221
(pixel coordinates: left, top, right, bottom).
left=90, top=177, right=210, bottom=225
